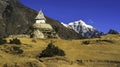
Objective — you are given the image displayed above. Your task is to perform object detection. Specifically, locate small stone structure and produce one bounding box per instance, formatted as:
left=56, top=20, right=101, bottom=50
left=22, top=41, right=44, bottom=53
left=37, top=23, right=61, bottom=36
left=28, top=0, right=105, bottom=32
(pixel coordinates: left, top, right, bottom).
left=9, top=34, right=30, bottom=38
left=31, top=10, right=58, bottom=39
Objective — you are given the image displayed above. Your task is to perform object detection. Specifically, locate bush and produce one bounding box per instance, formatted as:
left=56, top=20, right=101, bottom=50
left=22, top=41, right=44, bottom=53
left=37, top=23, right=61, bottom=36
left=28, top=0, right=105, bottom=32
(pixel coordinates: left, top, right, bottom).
left=31, top=39, right=37, bottom=43
left=9, top=38, right=21, bottom=45
left=8, top=46, right=23, bottom=54
left=96, top=40, right=113, bottom=43
left=0, top=38, right=7, bottom=45
left=82, top=41, right=90, bottom=45
left=39, top=42, right=65, bottom=58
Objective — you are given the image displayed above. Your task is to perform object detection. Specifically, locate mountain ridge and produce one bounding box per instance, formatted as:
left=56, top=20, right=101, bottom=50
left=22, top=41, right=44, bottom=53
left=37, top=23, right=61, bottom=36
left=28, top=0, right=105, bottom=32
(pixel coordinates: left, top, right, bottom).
left=0, top=0, right=83, bottom=39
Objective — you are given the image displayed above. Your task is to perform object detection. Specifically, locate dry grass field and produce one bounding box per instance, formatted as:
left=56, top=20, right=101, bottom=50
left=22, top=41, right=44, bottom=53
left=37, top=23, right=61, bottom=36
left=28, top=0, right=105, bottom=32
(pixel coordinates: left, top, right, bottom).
left=0, top=34, right=120, bottom=67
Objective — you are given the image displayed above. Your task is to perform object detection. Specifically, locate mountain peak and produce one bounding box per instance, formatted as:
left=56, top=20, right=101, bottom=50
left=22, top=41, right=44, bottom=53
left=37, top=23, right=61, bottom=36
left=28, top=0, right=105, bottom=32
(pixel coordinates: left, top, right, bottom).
left=69, top=20, right=94, bottom=29
left=61, top=20, right=103, bottom=38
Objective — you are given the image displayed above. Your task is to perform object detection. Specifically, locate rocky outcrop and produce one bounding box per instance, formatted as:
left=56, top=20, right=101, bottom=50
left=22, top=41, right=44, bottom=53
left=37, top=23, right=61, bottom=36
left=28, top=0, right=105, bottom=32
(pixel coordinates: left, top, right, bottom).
left=108, top=29, right=119, bottom=34
left=0, top=0, right=37, bottom=37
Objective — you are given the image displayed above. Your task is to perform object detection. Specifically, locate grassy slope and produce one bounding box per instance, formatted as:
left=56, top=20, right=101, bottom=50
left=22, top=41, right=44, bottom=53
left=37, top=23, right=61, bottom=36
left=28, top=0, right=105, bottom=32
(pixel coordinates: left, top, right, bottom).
left=48, top=34, right=120, bottom=61
left=0, top=34, right=120, bottom=67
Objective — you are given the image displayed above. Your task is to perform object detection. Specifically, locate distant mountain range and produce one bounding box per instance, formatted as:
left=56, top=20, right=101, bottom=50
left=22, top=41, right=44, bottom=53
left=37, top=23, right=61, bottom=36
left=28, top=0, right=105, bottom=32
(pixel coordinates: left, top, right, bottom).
left=61, top=20, right=104, bottom=38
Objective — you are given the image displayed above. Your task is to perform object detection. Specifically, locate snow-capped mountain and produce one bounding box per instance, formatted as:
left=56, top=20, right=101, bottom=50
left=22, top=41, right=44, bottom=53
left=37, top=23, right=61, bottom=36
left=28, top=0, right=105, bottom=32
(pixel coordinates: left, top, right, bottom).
left=61, top=20, right=103, bottom=38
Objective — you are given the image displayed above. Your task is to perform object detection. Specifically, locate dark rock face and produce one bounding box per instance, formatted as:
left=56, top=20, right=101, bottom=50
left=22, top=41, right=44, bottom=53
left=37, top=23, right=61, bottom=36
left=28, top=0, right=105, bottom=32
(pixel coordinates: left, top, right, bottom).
left=108, top=29, right=119, bottom=34
left=0, top=0, right=82, bottom=39
left=0, top=0, right=37, bottom=37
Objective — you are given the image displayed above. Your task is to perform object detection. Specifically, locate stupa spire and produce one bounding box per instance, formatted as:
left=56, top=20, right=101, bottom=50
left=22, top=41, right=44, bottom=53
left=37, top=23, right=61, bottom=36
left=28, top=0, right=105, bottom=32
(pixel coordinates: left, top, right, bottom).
left=35, top=10, right=46, bottom=23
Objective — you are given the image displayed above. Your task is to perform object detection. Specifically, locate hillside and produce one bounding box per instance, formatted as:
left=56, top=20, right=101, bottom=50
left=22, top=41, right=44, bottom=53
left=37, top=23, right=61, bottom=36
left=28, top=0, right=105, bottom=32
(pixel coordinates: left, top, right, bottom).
left=0, top=0, right=81, bottom=39
left=0, top=34, right=119, bottom=67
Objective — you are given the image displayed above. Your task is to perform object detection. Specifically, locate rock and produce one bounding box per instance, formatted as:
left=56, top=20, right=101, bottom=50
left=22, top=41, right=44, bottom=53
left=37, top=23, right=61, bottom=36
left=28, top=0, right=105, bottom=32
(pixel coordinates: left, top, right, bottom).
left=108, top=29, right=119, bottom=34
left=32, top=29, right=45, bottom=38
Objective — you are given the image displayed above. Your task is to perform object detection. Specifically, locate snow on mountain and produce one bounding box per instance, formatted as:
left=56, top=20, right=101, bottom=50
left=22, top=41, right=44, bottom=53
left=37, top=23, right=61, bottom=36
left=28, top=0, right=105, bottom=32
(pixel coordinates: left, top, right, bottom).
left=61, top=22, right=68, bottom=27
left=61, top=20, right=103, bottom=38
left=69, top=20, right=93, bottom=29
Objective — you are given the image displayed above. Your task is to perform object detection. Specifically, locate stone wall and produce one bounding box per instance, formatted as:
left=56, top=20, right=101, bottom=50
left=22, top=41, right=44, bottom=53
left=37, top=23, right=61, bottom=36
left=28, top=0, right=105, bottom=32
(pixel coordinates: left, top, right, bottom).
left=9, top=34, right=30, bottom=38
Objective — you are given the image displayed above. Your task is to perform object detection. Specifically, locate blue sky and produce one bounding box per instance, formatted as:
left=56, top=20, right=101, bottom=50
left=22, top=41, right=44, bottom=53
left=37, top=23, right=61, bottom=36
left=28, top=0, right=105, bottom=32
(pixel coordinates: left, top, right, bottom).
left=19, top=0, right=120, bottom=33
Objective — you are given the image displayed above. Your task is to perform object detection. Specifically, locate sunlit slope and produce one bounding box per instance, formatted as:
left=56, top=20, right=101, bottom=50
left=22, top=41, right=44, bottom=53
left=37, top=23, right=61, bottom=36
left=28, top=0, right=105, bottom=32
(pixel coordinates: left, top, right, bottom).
left=0, top=34, right=119, bottom=67
left=6, top=34, right=120, bottom=61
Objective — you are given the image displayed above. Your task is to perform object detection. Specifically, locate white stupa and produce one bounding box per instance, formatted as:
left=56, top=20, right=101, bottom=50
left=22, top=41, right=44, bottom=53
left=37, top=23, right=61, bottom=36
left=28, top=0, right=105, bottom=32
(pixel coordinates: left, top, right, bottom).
left=31, top=10, right=58, bottom=39
left=35, top=10, right=46, bottom=23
